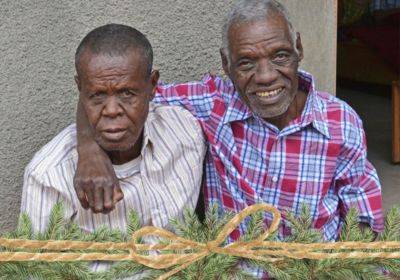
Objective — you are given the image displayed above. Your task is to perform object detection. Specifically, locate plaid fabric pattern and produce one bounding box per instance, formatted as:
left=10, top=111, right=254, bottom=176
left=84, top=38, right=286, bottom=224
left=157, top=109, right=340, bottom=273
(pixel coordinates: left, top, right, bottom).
left=155, top=70, right=383, bottom=244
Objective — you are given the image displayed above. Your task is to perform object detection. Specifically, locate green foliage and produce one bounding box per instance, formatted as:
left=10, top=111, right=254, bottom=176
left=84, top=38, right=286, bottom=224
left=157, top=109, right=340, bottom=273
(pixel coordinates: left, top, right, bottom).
left=380, top=206, right=400, bottom=242
left=165, top=204, right=257, bottom=280
left=284, top=204, right=323, bottom=243
left=265, top=205, right=400, bottom=280
left=0, top=203, right=153, bottom=280
left=1, top=202, right=400, bottom=279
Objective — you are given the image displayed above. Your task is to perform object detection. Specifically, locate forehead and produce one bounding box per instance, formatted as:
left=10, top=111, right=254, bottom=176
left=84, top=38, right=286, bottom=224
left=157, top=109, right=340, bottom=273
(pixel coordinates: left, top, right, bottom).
left=78, top=49, right=145, bottom=79
left=227, top=15, right=293, bottom=53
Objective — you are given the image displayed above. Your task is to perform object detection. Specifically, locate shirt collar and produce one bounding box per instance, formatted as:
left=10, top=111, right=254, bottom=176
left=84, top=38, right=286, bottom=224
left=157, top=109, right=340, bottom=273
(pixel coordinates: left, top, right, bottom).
left=141, top=102, right=157, bottom=152
left=296, top=70, right=331, bottom=139
left=222, top=79, right=253, bottom=124
left=223, top=69, right=331, bottom=139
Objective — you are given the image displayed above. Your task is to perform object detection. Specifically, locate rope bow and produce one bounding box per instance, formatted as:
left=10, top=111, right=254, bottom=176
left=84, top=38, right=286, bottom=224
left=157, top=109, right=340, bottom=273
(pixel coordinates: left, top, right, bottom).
left=1, top=203, right=400, bottom=280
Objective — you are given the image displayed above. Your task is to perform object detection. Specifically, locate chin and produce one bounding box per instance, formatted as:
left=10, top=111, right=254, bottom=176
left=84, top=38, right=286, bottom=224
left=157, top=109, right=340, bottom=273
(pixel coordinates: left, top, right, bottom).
left=254, top=109, right=285, bottom=120
left=98, top=141, right=132, bottom=153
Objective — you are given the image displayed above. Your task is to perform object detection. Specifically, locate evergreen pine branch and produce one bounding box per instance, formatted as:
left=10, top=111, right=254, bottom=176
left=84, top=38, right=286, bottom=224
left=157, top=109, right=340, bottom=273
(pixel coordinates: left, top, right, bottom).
left=0, top=263, right=35, bottom=280
left=380, top=206, right=400, bottom=241
left=339, top=208, right=365, bottom=242
left=204, top=204, right=234, bottom=242
left=248, top=259, right=291, bottom=280
left=43, top=202, right=65, bottom=240
left=126, top=209, right=141, bottom=236
left=283, top=203, right=322, bottom=243
left=41, top=262, right=95, bottom=280
left=82, top=226, right=124, bottom=243
left=170, top=207, right=206, bottom=242
left=360, top=272, right=389, bottom=280
left=380, top=259, right=400, bottom=277
left=63, top=223, right=82, bottom=240
left=239, top=209, right=264, bottom=242
left=103, top=261, right=153, bottom=279
left=15, top=214, right=33, bottom=239
left=2, top=202, right=400, bottom=279
left=2, top=213, right=33, bottom=242
left=274, top=259, right=311, bottom=280
left=374, top=206, right=400, bottom=277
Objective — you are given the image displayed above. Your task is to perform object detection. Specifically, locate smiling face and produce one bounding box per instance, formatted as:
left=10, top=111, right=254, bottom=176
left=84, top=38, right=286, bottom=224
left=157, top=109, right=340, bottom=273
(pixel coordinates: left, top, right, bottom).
left=76, top=49, right=159, bottom=164
left=221, top=14, right=304, bottom=128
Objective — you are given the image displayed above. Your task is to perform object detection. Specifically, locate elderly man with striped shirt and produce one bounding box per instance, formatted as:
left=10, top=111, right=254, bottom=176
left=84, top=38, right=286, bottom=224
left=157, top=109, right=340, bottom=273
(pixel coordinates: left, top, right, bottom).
left=73, top=0, right=384, bottom=277
left=20, top=24, right=206, bottom=276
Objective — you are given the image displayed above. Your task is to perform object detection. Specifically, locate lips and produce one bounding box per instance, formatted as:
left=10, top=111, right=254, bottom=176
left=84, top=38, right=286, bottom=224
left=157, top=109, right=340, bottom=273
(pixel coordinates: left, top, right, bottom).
left=256, top=87, right=283, bottom=97
left=100, top=128, right=127, bottom=142
left=252, top=87, right=284, bottom=104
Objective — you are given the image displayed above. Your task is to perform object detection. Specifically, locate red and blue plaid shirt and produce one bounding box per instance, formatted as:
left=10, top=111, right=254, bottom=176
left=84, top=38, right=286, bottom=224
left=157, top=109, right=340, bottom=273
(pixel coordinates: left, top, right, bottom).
left=155, top=70, right=383, bottom=243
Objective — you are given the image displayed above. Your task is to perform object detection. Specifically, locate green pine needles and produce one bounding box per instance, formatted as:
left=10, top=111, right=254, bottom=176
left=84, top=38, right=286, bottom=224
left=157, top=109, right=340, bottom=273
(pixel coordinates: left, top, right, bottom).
left=1, top=202, right=400, bottom=279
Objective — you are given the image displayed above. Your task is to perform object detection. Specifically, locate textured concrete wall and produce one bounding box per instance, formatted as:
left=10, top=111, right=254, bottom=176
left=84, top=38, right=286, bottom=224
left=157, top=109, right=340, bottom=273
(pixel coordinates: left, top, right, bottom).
left=0, top=0, right=336, bottom=232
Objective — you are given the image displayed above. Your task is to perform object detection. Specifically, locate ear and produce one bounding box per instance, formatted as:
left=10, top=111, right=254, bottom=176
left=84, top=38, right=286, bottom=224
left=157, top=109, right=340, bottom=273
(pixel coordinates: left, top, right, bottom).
left=74, top=75, right=81, bottom=92
left=149, top=69, right=160, bottom=100
left=295, top=32, right=304, bottom=62
left=220, top=48, right=230, bottom=76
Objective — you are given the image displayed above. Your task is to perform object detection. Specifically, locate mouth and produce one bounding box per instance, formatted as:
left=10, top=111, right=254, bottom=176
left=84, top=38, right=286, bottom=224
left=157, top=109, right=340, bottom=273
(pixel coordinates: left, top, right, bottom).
left=100, top=128, right=127, bottom=142
left=255, top=87, right=283, bottom=98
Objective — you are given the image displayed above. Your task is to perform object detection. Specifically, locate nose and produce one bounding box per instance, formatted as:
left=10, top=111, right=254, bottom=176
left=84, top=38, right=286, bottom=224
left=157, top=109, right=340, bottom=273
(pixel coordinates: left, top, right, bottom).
left=102, top=96, right=123, bottom=118
left=254, top=59, right=279, bottom=85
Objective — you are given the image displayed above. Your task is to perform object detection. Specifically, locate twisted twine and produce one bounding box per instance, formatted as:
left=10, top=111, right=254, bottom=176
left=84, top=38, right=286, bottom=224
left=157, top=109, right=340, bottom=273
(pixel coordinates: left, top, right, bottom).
left=1, top=204, right=400, bottom=280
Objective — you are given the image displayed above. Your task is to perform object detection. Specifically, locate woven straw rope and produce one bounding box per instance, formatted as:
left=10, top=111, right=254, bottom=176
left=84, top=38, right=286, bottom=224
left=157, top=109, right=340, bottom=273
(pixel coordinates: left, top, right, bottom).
left=1, top=204, right=400, bottom=280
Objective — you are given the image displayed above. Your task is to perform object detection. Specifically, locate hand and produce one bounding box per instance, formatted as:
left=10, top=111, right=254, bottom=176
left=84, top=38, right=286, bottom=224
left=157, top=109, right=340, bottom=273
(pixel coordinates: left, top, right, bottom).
left=74, top=144, right=124, bottom=214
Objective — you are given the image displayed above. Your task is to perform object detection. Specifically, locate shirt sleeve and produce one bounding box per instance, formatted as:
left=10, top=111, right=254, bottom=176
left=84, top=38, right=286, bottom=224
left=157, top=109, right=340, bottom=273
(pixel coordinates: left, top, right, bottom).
left=153, top=75, right=219, bottom=121
left=335, top=116, right=384, bottom=233
left=20, top=168, right=75, bottom=233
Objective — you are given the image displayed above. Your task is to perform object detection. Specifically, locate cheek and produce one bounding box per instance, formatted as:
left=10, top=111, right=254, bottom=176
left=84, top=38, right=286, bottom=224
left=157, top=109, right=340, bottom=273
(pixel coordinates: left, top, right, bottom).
left=281, top=64, right=298, bottom=80
left=84, top=105, right=102, bottom=128
left=232, top=72, right=251, bottom=92
left=124, top=101, right=149, bottom=127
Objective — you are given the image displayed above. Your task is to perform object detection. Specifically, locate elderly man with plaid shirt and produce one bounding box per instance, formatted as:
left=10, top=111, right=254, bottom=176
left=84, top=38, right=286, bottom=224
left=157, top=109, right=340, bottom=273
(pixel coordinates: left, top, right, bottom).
left=74, top=0, right=383, bottom=258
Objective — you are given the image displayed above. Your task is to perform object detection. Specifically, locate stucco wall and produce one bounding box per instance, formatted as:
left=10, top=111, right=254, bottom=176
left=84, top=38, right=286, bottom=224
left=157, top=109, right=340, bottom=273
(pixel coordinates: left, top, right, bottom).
left=0, top=0, right=336, bottom=232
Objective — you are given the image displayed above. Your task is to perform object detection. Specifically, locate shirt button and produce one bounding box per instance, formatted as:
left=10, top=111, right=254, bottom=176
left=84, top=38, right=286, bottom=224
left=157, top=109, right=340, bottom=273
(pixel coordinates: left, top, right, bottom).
left=272, top=176, right=278, bottom=182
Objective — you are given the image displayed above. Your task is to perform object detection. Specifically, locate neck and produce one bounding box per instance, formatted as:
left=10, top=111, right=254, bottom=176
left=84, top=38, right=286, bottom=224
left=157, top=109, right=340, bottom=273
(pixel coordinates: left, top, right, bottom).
left=266, top=90, right=308, bottom=130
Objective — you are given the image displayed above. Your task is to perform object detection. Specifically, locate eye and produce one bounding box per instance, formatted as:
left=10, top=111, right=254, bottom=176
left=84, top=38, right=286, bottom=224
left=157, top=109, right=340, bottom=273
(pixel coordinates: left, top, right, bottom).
left=119, top=89, right=137, bottom=98
left=89, top=91, right=106, bottom=99
left=236, top=59, right=254, bottom=71
left=272, top=52, right=291, bottom=64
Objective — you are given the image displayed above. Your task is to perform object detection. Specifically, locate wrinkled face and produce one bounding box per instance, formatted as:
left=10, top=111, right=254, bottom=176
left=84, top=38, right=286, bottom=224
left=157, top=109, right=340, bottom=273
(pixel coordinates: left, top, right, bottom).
left=76, top=50, right=159, bottom=163
left=221, top=15, right=303, bottom=123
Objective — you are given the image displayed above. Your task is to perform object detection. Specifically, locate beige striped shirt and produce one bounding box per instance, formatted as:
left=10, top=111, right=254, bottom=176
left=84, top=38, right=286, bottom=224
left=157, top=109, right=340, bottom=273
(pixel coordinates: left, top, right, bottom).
left=21, top=103, right=206, bottom=276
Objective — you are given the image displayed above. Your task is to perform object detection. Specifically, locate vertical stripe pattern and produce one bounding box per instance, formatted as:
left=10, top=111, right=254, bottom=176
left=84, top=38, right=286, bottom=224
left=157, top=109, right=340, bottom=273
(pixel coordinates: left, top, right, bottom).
left=20, top=103, right=206, bottom=278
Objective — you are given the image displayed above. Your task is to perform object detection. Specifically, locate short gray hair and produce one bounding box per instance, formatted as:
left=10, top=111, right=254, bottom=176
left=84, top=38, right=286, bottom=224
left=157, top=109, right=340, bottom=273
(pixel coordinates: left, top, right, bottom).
left=221, top=0, right=297, bottom=56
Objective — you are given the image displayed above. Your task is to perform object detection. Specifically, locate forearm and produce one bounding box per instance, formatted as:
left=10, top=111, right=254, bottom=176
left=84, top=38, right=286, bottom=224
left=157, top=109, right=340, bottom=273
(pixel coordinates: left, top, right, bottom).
left=336, top=119, right=384, bottom=233
left=74, top=98, right=123, bottom=213
left=76, top=98, right=97, bottom=154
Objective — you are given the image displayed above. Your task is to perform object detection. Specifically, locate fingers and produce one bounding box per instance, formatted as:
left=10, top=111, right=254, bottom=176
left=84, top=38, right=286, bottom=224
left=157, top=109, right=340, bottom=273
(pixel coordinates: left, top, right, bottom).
left=102, top=182, right=124, bottom=214
left=113, top=182, right=124, bottom=203
left=83, top=182, right=96, bottom=212
left=93, top=185, right=104, bottom=214
left=103, top=184, right=114, bottom=214
left=91, top=179, right=123, bottom=214
left=73, top=177, right=90, bottom=209
left=76, top=187, right=90, bottom=209
left=74, top=175, right=123, bottom=214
